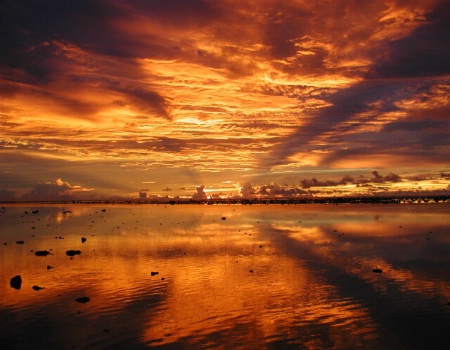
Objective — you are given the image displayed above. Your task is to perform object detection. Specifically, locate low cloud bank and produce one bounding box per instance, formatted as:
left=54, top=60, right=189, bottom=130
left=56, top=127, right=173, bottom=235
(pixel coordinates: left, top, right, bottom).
left=300, top=171, right=402, bottom=189
left=0, top=179, right=94, bottom=201
left=239, top=171, right=449, bottom=199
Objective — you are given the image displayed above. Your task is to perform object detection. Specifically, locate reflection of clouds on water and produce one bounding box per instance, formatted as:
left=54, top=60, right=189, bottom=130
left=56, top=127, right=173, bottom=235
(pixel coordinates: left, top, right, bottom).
left=0, top=204, right=449, bottom=349
left=256, top=210, right=450, bottom=350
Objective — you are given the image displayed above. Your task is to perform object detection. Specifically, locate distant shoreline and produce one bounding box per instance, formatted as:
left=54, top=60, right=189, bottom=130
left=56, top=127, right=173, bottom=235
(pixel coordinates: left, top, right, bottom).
left=1, top=195, right=449, bottom=206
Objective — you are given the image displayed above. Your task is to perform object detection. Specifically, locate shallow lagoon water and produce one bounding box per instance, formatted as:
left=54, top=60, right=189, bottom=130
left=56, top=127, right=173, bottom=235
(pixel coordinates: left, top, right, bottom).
left=1, top=203, right=449, bottom=349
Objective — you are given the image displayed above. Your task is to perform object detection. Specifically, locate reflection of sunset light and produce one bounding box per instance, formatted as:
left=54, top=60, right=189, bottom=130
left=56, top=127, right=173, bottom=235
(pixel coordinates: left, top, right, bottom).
left=1, top=204, right=449, bottom=348
left=278, top=225, right=336, bottom=245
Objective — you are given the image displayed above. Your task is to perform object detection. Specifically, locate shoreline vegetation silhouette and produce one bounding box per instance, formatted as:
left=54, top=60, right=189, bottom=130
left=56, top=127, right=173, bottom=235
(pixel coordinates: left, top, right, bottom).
left=1, top=195, right=449, bottom=206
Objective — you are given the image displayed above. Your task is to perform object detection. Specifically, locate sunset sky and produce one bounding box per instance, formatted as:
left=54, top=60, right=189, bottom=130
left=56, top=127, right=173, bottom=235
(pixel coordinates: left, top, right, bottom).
left=1, top=0, right=449, bottom=200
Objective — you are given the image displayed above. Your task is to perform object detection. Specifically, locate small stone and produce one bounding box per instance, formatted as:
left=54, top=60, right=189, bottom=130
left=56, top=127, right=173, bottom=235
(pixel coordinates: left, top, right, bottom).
left=66, top=249, right=81, bottom=257
left=32, top=285, right=45, bottom=291
left=372, top=268, right=383, bottom=273
left=81, top=237, right=87, bottom=243
left=75, top=296, right=90, bottom=303
left=10, top=275, right=22, bottom=290
left=35, top=250, right=51, bottom=256
left=47, top=265, right=54, bottom=270
left=16, top=240, right=24, bottom=244
left=151, top=271, right=159, bottom=276
left=221, top=217, right=226, bottom=220
left=249, top=270, right=253, bottom=273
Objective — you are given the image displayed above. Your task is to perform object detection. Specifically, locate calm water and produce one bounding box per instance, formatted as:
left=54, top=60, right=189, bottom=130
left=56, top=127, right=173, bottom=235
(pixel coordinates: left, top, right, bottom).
left=1, top=203, right=449, bottom=349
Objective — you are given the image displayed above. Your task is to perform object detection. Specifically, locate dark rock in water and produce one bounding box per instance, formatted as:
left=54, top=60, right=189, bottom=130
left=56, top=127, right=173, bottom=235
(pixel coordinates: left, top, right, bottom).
left=3, top=242, right=7, bottom=245
left=101, top=209, right=106, bottom=212
left=16, top=240, right=24, bottom=244
left=35, top=250, right=51, bottom=256
left=75, top=296, right=90, bottom=303
left=249, top=270, right=254, bottom=273
left=151, top=271, right=159, bottom=276
left=221, top=217, right=226, bottom=220
left=32, top=210, right=39, bottom=214
left=10, top=275, right=22, bottom=290
left=32, top=285, right=45, bottom=291
left=81, top=237, right=87, bottom=243
left=47, top=265, right=54, bottom=270
left=372, top=268, right=383, bottom=273
left=66, top=249, right=82, bottom=257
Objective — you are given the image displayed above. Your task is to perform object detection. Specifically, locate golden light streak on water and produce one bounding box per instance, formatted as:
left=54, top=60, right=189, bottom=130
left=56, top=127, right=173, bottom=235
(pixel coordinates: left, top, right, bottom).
left=0, top=203, right=449, bottom=349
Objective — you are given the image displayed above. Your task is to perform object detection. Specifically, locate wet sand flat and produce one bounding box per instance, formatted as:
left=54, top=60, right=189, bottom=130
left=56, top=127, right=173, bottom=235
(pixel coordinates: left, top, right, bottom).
left=1, top=203, right=449, bottom=349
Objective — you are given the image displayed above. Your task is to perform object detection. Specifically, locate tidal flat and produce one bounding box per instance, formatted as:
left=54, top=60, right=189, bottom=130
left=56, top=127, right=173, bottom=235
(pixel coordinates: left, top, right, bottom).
left=1, top=203, right=449, bottom=349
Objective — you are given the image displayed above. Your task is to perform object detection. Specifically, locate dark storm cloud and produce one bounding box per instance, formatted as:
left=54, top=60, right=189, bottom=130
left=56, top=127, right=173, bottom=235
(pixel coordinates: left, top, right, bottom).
left=123, top=0, right=225, bottom=26
left=382, top=118, right=447, bottom=132
left=1, top=0, right=114, bottom=81
left=264, top=0, right=450, bottom=169
left=264, top=80, right=406, bottom=166
left=1, top=0, right=224, bottom=65
left=109, top=82, right=172, bottom=119
left=366, top=1, right=450, bottom=78
left=0, top=0, right=185, bottom=119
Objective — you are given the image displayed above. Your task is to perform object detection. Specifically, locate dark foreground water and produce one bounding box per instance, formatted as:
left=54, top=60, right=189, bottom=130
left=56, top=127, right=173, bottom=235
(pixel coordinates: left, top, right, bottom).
left=1, top=203, right=449, bottom=349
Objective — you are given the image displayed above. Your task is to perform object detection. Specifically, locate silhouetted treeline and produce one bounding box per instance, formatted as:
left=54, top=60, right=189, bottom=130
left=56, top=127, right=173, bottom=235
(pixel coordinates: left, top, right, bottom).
left=3, top=195, right=448, bottom=205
